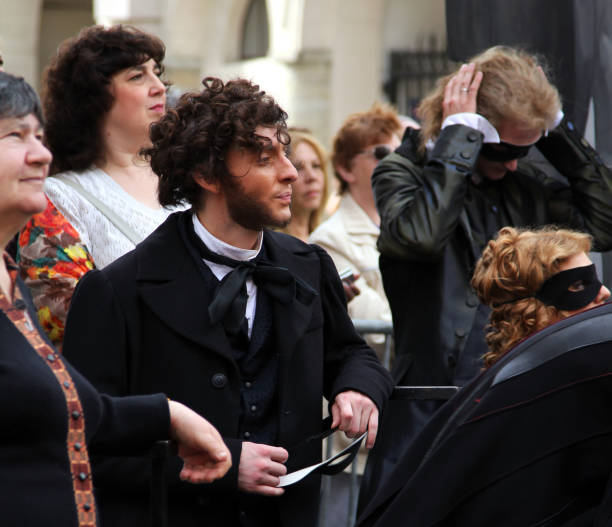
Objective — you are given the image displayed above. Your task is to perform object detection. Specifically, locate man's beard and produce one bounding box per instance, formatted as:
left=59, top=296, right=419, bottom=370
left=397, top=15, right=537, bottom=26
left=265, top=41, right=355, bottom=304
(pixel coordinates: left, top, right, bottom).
left=222, top=176, right=291, bottom=231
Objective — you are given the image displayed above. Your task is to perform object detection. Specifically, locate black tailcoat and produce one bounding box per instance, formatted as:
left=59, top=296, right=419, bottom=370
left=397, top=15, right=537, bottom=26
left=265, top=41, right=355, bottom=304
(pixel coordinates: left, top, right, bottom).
left=357, top=302, right=612, bottom=527
left=63, top=211, right=392, bottom=527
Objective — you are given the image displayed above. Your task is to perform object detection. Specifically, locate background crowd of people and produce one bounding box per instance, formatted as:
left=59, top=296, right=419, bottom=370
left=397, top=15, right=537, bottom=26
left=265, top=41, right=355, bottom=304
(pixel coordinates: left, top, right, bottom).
left=3, top=17, right=612, bottom=527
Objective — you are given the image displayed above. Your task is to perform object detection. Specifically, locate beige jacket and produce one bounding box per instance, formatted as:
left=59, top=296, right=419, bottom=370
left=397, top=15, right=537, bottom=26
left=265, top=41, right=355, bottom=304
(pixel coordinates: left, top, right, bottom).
left=309, top=193, right=392, bottom=352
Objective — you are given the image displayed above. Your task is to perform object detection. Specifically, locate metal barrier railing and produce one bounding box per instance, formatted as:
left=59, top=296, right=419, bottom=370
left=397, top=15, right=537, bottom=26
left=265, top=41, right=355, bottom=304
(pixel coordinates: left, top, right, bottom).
left=351, top=319, right=394, bottom=370
left=319, top=319, right=394, bottom=527
left=319, top=319, right=459, bottom=527
left=319, top=385, right=459, bottom=527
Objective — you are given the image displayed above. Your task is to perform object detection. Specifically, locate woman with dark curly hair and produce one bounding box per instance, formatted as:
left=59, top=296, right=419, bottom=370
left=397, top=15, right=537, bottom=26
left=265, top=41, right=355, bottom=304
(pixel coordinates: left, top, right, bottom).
left=357, top=226, right=612, bottom=527
left=18, top=25, right=180, bottom=347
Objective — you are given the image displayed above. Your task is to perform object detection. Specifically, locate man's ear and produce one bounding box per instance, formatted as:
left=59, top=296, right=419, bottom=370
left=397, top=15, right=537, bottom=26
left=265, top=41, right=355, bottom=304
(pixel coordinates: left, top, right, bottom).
left=192, top=173, right=220, bottom=194
left=335, top=164, right=355, bottom=185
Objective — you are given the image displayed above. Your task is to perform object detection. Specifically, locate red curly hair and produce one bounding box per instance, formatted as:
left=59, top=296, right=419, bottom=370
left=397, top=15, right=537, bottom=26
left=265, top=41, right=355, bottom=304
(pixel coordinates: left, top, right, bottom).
left=471, top=226, right=592, bottom=368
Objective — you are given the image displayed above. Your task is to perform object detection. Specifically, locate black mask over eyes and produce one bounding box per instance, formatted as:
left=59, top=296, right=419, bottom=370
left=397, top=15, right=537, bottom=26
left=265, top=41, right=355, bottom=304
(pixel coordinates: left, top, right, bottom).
left=479, top=141, right=535, bottom=162
left=536, top=264, right=602, bottom=311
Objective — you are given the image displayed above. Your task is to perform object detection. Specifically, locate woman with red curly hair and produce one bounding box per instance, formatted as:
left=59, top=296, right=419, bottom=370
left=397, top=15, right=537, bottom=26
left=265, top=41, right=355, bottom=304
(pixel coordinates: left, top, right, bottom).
left=358, top=226, right=612, bottom=527
left=472, top=226, right=610, bottom=366
left=18, top=25, right=179, bottom=347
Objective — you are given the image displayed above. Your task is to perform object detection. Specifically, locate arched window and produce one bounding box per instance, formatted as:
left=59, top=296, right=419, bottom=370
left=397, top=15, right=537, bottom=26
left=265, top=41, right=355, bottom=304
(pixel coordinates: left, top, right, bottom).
left=241, top=0, right=269, bottom=59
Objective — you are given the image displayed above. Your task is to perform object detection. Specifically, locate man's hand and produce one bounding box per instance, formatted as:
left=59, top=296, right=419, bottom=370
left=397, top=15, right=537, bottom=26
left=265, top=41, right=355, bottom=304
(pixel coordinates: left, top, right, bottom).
left=342, top=272, right=361, bottom=303
left=442, top=62, right=483, bottom=121
left=331, top=390, right=379, bottom=449
left=168, top=401, right=232, bottom=484
left=238, top=442, right=289, bottom=496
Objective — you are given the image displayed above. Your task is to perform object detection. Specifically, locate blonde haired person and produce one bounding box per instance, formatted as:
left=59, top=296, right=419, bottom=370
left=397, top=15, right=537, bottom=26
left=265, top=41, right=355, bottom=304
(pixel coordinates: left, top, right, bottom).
left=417, top=46, right=560, bottom=154
left=281, top=129, right=330, bottom=241
left=359, top=45, right=612, bottom=510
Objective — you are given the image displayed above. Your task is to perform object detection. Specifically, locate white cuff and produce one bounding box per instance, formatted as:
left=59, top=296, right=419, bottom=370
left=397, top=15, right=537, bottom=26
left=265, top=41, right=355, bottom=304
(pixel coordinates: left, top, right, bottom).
left=544, top=109, right=565, bottom=136
left=441, top=113, right=500, bottom=143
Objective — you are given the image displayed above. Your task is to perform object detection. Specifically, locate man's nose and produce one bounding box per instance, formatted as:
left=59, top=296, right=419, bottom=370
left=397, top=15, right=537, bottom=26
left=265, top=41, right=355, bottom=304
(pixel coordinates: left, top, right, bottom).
left=280, top=155, right=298, bottom=183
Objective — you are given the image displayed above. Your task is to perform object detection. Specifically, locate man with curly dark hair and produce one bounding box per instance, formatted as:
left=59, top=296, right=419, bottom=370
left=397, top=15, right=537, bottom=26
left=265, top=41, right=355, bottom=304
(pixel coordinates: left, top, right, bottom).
left=63, top=77, right=393, bottom=527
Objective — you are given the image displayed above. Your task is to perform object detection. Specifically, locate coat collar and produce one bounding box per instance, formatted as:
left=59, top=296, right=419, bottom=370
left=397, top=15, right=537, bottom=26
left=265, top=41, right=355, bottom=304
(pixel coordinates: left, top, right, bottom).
left=133, top=211, right=318, bottom=362
left=335, top=194, right=381, bottom=236
left=135, top=212, right=229, bottom=358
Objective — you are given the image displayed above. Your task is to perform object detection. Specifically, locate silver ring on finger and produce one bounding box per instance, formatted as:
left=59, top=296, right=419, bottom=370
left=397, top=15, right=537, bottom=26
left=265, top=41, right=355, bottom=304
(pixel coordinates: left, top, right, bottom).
left=460, top=87, right=469, bottom=92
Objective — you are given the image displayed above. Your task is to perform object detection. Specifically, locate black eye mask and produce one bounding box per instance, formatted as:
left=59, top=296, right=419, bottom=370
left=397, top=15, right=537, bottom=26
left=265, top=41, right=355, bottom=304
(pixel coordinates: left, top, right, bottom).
left=479, top=141, right=535, bottom=162
left=536, top=264, right=602, bottom=311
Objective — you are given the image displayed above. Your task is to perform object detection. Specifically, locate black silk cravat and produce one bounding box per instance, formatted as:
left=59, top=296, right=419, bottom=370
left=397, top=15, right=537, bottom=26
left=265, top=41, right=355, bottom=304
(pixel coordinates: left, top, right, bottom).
left=189, top=228, right=296, bottom=334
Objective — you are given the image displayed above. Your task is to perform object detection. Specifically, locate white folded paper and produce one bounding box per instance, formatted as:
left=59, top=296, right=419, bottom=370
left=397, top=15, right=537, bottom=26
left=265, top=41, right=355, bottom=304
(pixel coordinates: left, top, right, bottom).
left=277, top=431, right=367, bottom=487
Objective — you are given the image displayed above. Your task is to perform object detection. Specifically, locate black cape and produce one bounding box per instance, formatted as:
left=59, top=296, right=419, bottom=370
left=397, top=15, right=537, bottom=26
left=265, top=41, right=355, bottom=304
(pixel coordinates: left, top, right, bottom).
left=357, top=302, right=612, bottom=527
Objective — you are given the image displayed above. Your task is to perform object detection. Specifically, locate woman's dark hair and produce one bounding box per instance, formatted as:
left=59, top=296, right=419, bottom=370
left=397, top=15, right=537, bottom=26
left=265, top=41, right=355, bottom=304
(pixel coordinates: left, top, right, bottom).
left=0, top=72, right=43, bottom=124
left=143, top=76, right=290, bottom=208
left=43, top=24, right=166, bottom=174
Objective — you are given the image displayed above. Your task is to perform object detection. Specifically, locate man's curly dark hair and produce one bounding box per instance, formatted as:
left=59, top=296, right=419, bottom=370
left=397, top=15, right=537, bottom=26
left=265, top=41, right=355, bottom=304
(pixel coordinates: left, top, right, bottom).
left=143, top=77, right=290, bottom=208
left=43, top=25, right=166, bottom=175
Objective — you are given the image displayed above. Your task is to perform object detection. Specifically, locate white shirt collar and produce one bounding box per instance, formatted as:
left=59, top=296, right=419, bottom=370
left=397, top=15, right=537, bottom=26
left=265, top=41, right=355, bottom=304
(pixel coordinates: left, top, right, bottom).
left=191, top=212, right=262, bottom=261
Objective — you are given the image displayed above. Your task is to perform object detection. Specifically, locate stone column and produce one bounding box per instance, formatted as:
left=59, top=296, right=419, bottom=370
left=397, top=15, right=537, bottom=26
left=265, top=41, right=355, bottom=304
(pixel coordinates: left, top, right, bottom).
left=0, top=0, right=43, bottom=84
left=329, top=0, right=385, bottom=136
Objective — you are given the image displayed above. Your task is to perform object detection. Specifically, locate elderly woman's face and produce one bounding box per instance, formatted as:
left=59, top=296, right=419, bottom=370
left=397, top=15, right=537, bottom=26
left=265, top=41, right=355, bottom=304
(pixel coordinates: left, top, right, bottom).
left=0, top=114, right=51, bottom=220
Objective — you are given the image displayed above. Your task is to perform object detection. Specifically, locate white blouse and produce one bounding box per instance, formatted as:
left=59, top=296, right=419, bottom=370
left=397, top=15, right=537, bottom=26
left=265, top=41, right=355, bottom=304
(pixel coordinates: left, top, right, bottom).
left=45, top=167, right=181, bottom=269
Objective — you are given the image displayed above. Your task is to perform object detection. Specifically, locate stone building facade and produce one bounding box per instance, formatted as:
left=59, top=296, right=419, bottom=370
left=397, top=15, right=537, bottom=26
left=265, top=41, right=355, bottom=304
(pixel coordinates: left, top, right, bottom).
left=0, top=0, right=446, bottom=144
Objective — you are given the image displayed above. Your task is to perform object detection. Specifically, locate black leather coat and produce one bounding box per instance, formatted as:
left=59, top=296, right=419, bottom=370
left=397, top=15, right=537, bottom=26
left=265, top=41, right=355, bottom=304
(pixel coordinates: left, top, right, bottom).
left=359, top=119, right=612, bottom=512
